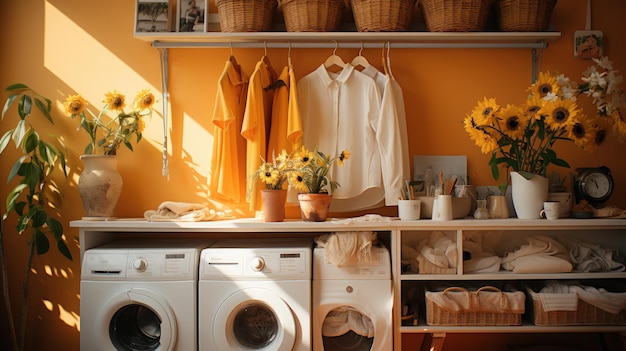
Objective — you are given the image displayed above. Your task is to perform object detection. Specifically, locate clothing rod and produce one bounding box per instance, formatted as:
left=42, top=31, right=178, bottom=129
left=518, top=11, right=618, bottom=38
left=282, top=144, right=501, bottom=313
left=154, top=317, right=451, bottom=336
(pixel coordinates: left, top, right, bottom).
left=151, top=40, right=549, bottom=50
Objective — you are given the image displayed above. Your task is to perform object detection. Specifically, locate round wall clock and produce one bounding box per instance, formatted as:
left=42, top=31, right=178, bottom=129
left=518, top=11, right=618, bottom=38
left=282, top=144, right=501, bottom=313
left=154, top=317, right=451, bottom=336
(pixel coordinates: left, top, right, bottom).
left=572, top=166, right=614, bottom=208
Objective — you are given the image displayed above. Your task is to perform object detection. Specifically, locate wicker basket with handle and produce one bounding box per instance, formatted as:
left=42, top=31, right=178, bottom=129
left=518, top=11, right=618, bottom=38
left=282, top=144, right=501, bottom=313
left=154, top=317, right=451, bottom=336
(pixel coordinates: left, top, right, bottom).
left=420, top=0, right=493, bottom=32
left=216, top=0, right=278, bottom=32
left=279, top=0, right=345, bottom=32
left=495, top=0, right=557, bottom=32
left=351, top=0, right=416, bottom=32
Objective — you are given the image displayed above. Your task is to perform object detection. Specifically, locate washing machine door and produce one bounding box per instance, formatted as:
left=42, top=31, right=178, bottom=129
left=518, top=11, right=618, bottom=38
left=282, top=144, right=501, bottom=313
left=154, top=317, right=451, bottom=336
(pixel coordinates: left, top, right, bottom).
left=101, top=288, right=177, bottom=351
left=213, top=287, right=297, bottom=350
left=321, top=306, right=374, bottom=351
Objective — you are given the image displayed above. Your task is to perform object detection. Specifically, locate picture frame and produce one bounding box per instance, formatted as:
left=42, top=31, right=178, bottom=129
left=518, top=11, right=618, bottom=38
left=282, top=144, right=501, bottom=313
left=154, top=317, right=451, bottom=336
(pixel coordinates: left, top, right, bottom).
left=135, top=0, right=169, bottom=33
left=177, top=0, right=207, bottom=32
left=574, top=30, right=604, bottom=60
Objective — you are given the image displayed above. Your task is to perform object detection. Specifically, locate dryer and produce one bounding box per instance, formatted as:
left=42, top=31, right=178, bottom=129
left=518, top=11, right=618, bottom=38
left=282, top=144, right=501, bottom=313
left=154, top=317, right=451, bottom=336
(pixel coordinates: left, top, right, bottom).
left=80, top=239, right=211, bottom=351
left=312, top=246, right=392, bottom=351
left=198, top=239, right=312, bottom=351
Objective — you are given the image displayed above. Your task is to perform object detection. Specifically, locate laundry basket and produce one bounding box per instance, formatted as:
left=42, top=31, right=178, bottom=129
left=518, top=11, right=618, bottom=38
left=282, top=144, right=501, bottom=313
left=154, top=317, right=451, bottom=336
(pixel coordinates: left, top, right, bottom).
left=426, top=286, right=525, bottom=325
left=351, top=0, right=416, bottom=32
left=279, top=0, right=345, bottom=32
left=420, top=0, right=493, bottom=32
left=216, top=0, right=277, bottom=32
left=495, top=0, right=557, bottom=31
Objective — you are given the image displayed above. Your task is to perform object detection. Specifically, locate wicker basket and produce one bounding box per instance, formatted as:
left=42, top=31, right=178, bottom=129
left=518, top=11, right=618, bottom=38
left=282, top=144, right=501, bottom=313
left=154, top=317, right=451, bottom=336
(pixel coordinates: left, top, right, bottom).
left=216, top=0, right=277, bottom=32
left=426, top=286, right=525, bottom=326
left=420, top=0, right=493, bottom=32
left=279, top=0, right=345, bottom=32
left=351, top=0, right=416, bottom=32
left=495, top=0, right=557, bottom=32
left=528, top=287, right=626, bottom=326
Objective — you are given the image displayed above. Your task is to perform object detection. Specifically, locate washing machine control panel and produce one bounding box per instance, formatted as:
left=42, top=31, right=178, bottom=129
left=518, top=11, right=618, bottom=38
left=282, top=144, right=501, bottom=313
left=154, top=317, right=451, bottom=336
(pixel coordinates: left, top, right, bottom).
left=132, top=257, right=149, bottom=271
left=200, top=248, right=311, bottom=279
left=249, top=256, right=265, bottom=271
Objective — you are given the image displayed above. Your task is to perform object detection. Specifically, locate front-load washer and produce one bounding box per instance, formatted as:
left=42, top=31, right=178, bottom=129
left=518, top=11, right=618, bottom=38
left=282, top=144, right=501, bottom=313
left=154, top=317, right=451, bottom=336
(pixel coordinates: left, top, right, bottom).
left=80, top=239, right=211, bottom=351
left=312, top=246, right=392, bottom=351
left=198, top=239, right=312, bottom=351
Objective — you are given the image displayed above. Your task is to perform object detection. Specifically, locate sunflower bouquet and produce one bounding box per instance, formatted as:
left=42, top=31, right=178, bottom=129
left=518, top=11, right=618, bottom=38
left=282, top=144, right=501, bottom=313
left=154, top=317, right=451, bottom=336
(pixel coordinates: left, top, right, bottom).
left=464, top=56, right=625, bottom=181
left=253, top=150, right=292, bottom=190
left=64, top=89, right=155, bottom=155
left=288, top=146, right=350, bottom=194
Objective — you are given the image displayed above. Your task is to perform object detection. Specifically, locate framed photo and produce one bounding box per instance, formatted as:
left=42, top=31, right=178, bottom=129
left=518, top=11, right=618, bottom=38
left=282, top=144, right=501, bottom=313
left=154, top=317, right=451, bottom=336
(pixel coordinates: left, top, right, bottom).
left=178, top=0, right=207, bottom=32
left=135, top=0, right=169, bottom=33
left=574, top=30, right=604, bottom=60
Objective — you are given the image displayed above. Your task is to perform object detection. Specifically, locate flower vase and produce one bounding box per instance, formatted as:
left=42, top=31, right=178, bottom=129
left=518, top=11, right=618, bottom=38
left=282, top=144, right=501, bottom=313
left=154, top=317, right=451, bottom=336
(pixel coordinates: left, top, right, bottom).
left=297, top=193, right=332, bottom=222
left=261, top=189, right=288, bottom=222
left=78, top=155, right=123, bottom=219
left=487, top=195, right=509, bottom=219
left=510, top=171, right=548, bottom=219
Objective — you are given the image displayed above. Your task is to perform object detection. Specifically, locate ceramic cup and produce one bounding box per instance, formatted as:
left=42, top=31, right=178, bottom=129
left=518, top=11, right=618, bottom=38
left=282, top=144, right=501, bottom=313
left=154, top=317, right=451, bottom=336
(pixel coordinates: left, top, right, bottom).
left=432, top=195, right=453, bottom=221
left=398, top=199, right=421, bottom=220
left=540, top=201, right=560, bottom=220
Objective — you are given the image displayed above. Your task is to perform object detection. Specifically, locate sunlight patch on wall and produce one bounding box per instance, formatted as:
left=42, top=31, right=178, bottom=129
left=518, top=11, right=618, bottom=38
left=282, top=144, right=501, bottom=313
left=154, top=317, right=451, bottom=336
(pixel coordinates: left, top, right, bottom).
left=41, top=300, right=80, bottom=330
left=44, top=2, right=164, bottom=153
left=182, top=112, right=213, bottom=175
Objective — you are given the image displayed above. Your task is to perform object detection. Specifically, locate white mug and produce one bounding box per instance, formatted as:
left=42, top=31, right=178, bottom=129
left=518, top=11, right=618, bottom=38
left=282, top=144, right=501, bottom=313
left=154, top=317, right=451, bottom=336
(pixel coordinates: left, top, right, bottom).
left=398, top=199, right=421, bottom=220
left=432, top=195, right=453, bottom=221
left=540, top=201, right=560, bottom=220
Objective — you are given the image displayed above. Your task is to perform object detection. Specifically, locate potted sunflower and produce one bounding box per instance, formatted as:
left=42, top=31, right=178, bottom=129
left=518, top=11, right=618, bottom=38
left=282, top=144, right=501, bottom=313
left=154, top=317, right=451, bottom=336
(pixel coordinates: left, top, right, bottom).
left=63, top=89, right=155, bottom=218
left=463, top=56, right=624, bottom=218
left=252, top=150, right=292, bottom=222
left=287, top=146, right=350, bottom=222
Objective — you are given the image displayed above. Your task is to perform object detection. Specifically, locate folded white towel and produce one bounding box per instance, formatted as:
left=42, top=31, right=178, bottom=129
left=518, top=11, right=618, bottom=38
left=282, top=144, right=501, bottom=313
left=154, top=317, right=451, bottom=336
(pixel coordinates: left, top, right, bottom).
left=144, top=201, right=233, bottom=222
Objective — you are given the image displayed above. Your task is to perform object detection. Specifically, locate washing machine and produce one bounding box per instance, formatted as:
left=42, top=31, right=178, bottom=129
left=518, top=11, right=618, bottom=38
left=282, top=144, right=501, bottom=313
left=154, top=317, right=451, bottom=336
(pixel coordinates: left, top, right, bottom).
left=198, top=239, right=312, bottom=351
left=80, top=239, right=211, bottom=351
left=312, top=246, right=393, bottom=351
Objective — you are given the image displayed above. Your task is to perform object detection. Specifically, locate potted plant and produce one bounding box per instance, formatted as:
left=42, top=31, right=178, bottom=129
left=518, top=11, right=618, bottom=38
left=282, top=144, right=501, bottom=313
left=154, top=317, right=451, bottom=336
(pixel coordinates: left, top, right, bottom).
left=252, top=150, right=292, bottom=222
left=0, top=83, right=73, bottom=351
left=463, top=56, right=625, bottom=218
left=63, top=89, right=155, bottom=218
left=287, top=146, right=350, bottom=221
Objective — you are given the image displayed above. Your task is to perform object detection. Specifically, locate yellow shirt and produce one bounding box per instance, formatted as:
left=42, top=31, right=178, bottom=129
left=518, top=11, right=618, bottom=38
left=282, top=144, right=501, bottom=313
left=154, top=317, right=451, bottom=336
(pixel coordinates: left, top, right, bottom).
left=268, top=65, right=303, bottom=156
left=209, top=59, right=248, bottom=203
left=241, top=57, right=276, bottom=210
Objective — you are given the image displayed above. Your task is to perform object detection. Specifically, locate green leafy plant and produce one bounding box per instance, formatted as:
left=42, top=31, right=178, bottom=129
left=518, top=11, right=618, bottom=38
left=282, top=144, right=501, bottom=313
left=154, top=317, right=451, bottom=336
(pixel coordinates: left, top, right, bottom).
left=288, top=146, right=350, bottom=194
left=0, top=83, right=72, bottom=351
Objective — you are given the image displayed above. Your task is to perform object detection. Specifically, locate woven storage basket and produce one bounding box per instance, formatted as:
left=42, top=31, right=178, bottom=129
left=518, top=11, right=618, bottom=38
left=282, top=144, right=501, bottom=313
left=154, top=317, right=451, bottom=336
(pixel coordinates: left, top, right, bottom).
left=216, top=0, right=277, bottom=32
left=426, top=286, right=525, bottom=326
left=280, top=0, right=345, bottom=32
left=351, top=0, right=415, bottom=32
left=496, top=0, right=556, bottom=31
left=420, top=0, right=492, bottom=32
left=528, top=288, right=626, bottom=326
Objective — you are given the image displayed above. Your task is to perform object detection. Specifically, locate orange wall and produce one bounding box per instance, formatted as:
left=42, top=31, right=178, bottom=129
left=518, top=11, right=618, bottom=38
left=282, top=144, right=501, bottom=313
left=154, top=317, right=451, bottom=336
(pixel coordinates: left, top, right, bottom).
left=1, top=0, right=626, bottom=350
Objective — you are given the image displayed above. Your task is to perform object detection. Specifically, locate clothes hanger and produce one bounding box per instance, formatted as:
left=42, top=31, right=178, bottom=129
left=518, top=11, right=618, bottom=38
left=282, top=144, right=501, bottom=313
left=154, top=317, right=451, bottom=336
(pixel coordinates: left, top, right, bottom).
left=350, top=42, right=370, bottom=71
left=288, top=41, right=292, bottom=67
left=386, top=41, right=395, bottom=79
left=381, top=42, right=389, bottom=76
left=324, top=40, right=346, bottom=71
left=229, top=42, right=241, bottom=74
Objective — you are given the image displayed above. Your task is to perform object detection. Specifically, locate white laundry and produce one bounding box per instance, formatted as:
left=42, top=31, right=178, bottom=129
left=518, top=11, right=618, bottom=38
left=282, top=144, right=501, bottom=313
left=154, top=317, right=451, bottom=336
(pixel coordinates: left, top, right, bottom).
left=426, top=287, right=525, bottom=314
left=321, top=307, right=375, bottom=338
left=537, top=281, right=626, bottom=314
left=315, top=231, right=379, bottom=266
left=463, top=231, right=501, bottom=273
left=401, top=231, right=457, bottom=274
left=144, top=201, right=233, bottom=222
left=558, top=235, right=625, bottom=272
left=501, top=235, right=572, bottom=273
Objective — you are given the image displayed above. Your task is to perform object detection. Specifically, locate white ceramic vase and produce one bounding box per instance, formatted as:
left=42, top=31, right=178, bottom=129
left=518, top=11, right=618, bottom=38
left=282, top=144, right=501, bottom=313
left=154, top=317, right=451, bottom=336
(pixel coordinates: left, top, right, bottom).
left=510, top=171, right=548, bottom=219
left=78, top=155, right=123, bottom=219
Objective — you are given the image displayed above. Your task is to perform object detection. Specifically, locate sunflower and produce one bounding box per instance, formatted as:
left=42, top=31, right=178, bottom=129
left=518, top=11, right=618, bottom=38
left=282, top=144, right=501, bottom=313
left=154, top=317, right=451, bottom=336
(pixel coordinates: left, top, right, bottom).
left=134, top=89, right=155, bottom=110
left=470, top=97, right=499, bottom=126
left=543, top=98, right=579, bottom=130
left=292, top=146, right=313, bottom=167
left=523, top=95, right=547, bottom=120
left=463, top=115, right=498, bottom=154
left=529, top=71, right=560, bottom=99
left=568, top=114, right=596, bottom=151
left=104, top=90, right=126, bottom=111
left=498, top=104, right=528, bottom=139
left=258, top=163, right=279, bottom=186
left=63, top=94, right=88, bottom=115
left=289, top=171, right=308, bottom=192
left=338, top=149, right=351, bottom=166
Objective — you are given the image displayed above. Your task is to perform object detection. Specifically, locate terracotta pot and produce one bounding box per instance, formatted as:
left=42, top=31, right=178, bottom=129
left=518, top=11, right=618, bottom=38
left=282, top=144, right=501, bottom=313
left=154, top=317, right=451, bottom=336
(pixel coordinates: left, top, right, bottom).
left=261, top=189, right=287, bottom=222
left=78, top=155, right=123, bottom=219
left=297, top=193, right=332, bottom=222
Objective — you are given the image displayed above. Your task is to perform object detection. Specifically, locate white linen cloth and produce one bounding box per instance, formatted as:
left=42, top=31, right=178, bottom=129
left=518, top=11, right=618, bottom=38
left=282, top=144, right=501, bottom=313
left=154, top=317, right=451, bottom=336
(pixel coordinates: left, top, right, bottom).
left=144, top=201, right=233, bottom=222
left=558, top=235, right=625, bottom=272
left=321, top=307, right=375, bottom=338
left=401, top=231, right=457, bottom=274
left=315, top=231, right=379, bottom=266
left=463, top=231, right=502, bottom=273
left=538, top=281, right=626, bottom=314
left=501, top=235, right=572, bottom=273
